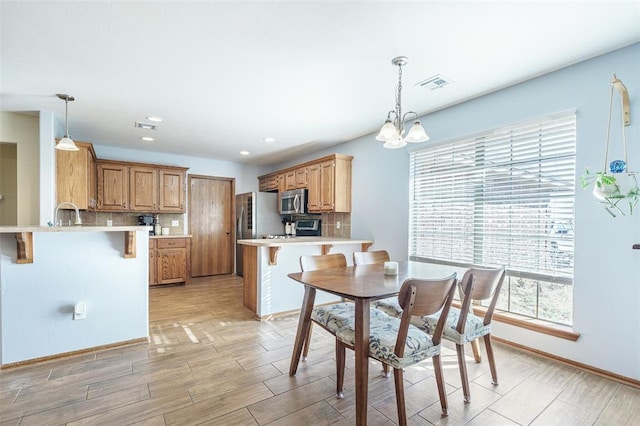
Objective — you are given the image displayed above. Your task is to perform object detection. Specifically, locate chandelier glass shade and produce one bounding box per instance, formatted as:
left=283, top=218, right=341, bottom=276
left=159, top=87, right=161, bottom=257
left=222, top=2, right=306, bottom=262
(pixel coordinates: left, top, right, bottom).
left=376, top=56, right=429, bottom=149
left=55, top=94, right=79, bottom=151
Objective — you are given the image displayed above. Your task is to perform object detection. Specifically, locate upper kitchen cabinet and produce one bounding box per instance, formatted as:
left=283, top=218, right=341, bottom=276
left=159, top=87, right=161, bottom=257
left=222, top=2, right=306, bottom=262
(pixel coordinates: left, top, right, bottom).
left=98, top=160, right=188, bottom=212
left=56, top=141, right=97, bottom=210
left=306, top=154, right=352, bottom=213
left=257, top=153, right=352, bottom=213
left=97, top=160, right=129, bottom=211
left=158, top=168, right=186, bottom=212
left=129, top=166, right=158, bottom=211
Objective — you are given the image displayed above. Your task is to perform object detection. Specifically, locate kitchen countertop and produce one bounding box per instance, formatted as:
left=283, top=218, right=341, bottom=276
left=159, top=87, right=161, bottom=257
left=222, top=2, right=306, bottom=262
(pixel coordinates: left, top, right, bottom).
left=150, top=234, right=192, bottom=239
left=0, top=225, right=143, bottom=233
left=237, top=237, right=373, bottom=247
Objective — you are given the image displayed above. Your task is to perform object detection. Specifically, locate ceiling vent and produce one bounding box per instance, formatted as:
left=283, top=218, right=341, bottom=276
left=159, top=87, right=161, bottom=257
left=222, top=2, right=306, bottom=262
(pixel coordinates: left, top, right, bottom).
left=416, top=74, right=453, bottom=91
left=134, top=121, right=158, bottom=131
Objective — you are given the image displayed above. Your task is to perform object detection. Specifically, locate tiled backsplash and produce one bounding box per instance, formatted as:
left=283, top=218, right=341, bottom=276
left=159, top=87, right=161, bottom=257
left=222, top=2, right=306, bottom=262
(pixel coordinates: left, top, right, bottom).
left=55, top=210, right=185, bottom=235
left=320, top=212, right=351, bottom=238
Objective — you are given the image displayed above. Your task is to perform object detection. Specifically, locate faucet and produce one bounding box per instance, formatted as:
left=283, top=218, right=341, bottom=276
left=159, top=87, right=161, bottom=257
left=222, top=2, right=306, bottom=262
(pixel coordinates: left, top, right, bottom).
left=54, top=202, right=82, bottom=226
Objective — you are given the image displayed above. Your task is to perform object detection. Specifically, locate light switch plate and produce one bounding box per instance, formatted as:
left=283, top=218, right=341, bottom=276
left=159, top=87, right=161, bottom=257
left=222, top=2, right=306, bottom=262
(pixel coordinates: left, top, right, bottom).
left=171, top=220, right=179, bottom=227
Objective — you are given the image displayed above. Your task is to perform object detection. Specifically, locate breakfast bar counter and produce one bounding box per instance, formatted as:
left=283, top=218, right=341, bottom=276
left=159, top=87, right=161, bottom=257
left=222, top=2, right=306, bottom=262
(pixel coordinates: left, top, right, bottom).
left=0, top=226, right=149, bottom=366
left=238, top=237, right=373, bottom=318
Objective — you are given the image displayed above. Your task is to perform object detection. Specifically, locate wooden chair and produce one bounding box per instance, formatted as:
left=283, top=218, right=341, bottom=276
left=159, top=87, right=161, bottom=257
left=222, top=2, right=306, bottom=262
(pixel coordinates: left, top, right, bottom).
left=353, top=250, right=403, bottom=319
left=352, top=249, right=390, bottom=265
left=299, top=253, right=348, bottom=360
left=334, top=273, right=461, bottom=423
left=411, top=266, right=506, bottom=402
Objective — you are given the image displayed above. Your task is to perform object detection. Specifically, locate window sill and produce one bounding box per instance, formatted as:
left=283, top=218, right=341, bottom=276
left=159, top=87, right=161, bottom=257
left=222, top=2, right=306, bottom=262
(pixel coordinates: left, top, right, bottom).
left=453, top=303, right=580, bottom=341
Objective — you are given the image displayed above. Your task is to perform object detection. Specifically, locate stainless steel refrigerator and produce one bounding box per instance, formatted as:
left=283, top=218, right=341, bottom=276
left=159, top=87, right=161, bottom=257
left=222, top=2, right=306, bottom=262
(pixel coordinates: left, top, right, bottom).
left=235, top=192, right=282, bottom=276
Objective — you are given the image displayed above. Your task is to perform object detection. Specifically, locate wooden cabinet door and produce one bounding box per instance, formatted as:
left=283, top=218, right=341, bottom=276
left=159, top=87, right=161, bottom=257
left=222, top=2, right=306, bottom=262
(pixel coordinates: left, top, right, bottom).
left=295, top=167, right=307, bottom=188
left=97, top=162, right=129, bottom=210
left=156, top=247, right=187, bottom=284
left=159, top=169, right=185, bottom=212
left=149, top=239, right=157, bottom=285
left=285, top=171, right=296, bottom=190
left=306, top=163, right=322, bottom=211
left=319, top=160, right=335, bottom=211
left=129, top=166, right=158, bottom=211
left=56, top=141, right=96, bottom=210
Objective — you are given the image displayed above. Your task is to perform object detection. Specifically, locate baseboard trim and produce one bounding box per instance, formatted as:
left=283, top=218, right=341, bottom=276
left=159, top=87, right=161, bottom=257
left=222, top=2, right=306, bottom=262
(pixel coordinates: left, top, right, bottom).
left=0, top=337, right=149, bottom=370
left=493, top=336, right=640, bottom=388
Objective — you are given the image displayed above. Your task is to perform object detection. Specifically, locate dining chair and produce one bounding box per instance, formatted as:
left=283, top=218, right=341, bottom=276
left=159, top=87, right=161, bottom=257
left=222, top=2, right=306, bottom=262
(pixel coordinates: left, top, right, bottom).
left=410, top=265, right=506, bottom=402
left=333, top=273, right=461, bottom=423
left=299, top=253, right=359, bottom=360
left=353, top=250, right=403, bottom=318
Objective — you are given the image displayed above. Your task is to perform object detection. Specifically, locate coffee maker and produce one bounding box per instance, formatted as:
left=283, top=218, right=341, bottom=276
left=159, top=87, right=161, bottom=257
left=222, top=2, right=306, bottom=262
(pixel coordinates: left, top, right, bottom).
left=138, top=214, right=155, bottom=235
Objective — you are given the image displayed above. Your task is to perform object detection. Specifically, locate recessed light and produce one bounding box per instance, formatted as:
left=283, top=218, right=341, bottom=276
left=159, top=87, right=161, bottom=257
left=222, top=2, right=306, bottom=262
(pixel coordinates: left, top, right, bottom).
left=146, top=116, right=163, bottom=123
left=240, top=151, right=250, bottom=155
left=263, top=137, right=275, bottom=143
left=141, top=137, right=155, bottom=142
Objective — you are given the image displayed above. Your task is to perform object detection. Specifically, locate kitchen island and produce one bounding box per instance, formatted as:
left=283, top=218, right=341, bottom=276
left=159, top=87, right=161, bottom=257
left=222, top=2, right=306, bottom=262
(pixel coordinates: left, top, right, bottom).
left=237, top=237, right=373, bottom=318
left=0, top=226, right=149, bottom=366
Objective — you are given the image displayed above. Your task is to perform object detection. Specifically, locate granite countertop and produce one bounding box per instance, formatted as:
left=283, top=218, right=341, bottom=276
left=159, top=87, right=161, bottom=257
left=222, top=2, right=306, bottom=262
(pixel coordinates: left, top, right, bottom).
left=237, top=237, right=373, bottom=247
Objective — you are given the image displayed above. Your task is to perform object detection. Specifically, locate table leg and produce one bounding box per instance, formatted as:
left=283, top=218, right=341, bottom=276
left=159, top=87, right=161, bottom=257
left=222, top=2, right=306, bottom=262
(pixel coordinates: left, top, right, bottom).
left=354, top=298, right=370, bottom=426
left=289, top=286, right=316, bottom=376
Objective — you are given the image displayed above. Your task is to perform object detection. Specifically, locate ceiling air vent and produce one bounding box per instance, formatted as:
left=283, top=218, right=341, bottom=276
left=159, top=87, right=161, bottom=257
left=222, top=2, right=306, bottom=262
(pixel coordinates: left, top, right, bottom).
left=416, top=74, right=453, bottom=91
left=134, top=121, right=158, bottom=131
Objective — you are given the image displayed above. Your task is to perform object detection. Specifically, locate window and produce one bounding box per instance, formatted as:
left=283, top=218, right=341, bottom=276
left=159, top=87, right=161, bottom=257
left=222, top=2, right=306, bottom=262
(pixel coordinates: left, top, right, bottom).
left=409, top=111, right=576, bottom=325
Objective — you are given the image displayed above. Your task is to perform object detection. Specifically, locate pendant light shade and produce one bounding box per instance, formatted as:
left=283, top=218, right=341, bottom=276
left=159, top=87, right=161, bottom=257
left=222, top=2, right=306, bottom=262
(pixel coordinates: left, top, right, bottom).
left=55, top=94, right=79, bottom=151
left=377, top=56, right=430, bottom=149
left=405, top=121, right=430, bottom=143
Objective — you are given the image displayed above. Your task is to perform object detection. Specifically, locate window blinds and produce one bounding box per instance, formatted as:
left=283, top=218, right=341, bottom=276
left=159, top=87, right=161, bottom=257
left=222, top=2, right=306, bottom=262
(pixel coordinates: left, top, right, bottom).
left=409, top=112, right=576, bottom=283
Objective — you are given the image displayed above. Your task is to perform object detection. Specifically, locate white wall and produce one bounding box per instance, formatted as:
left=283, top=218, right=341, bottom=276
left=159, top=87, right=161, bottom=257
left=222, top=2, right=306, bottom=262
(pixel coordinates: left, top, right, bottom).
left=0, top=230, right=149, bottom=364
left=278, top=44, right=640, bottom=380
left=0, top=112, right=40, bottom=225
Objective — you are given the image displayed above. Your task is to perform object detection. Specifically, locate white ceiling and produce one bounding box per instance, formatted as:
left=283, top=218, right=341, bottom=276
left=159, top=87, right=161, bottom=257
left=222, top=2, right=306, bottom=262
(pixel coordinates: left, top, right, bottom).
left=1, top=1, right=639, bottom=166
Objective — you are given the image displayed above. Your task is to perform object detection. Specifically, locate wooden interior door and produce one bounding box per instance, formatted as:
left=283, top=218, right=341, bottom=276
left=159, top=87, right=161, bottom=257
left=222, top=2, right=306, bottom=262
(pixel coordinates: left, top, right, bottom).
left=188, top=175, right=235, bottom=277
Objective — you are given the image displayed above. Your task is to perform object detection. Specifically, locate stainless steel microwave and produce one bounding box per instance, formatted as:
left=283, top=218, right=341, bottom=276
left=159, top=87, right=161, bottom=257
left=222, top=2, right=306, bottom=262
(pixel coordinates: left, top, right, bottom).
left=280, top=188, right=307, bottom=214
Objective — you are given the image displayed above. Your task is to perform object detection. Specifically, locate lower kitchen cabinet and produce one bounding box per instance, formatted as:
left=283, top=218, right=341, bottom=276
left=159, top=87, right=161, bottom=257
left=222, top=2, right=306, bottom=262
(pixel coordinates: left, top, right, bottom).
left=149, top=237, right=191, bottom=285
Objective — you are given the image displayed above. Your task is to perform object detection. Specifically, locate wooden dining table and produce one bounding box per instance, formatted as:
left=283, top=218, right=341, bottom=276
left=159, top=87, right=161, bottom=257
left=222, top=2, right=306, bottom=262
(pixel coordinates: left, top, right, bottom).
left=287, top=260, right=460, bottom=426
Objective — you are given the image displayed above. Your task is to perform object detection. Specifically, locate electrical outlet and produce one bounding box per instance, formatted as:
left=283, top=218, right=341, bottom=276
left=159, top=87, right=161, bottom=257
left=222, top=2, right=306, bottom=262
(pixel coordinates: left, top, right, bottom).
left=336, top=221, right=341, bottom=229
left=171, top=220, right=179, bottom=227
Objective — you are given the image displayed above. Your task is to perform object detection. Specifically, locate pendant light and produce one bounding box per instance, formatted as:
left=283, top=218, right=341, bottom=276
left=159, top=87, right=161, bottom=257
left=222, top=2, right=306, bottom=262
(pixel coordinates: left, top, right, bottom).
left=375, top=56, right=430, bottom=149
left=55, top=94, right=79, bottom=151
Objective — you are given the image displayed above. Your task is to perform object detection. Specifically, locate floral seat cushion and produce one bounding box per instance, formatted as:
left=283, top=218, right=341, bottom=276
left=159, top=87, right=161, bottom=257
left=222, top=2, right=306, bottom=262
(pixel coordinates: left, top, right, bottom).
left=373, top=297, right=403, bottom=317
left=409, top=307, right=491, bottom=344
left=310, top=303, right=389, bottom=335
left=335, top=313, right=440, bottom=370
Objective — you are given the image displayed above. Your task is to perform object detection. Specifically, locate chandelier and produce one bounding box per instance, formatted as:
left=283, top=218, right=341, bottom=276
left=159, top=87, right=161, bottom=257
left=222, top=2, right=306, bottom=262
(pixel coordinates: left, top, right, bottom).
left=55, top=93, right=79, bottom=151
left=375, top=56, right=429, bottom=149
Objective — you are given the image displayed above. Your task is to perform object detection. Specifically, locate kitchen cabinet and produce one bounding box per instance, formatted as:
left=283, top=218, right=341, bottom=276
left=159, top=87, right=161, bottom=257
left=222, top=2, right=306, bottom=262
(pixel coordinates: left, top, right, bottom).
left=258, top=173, right=279, bottom=192
left=97, top=161, right=129, bottom=211
left=129, top=166, right=158, bottom=211
left=97, top=160, right=187, bottom=212
left=149, top=237, right=191, bottom=285
left=285, top=170, right=296, bottom=190
left=56, top=141, right=97, bottom=210
left=295, top=167, right=307, bottom=188
left=306, top=155, right=352, bottom=213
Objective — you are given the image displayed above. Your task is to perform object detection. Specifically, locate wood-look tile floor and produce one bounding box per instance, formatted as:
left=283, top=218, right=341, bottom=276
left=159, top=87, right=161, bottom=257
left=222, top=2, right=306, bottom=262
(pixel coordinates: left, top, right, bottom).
left=1, top=275, right=638, bottom=425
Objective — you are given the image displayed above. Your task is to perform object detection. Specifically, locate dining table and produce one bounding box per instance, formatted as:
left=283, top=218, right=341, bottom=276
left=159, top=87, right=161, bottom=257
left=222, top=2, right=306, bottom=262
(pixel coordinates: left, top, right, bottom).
left=287, top=260, right=461, bottom=426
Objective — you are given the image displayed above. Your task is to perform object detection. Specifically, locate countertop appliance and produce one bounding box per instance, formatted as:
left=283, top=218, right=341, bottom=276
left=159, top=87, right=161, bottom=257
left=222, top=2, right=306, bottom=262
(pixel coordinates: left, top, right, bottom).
left=279, top=188, right=307, bottom=214
left=294, top=218, right=321, bottom=236
left=236, top=192, right=282, bottom=276
left=138, top=214, right=155, bottom=236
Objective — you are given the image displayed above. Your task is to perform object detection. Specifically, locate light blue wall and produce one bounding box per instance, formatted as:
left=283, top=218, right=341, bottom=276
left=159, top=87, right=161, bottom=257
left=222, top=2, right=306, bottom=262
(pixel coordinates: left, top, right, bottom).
left=279, top=43, right=640, bottom=379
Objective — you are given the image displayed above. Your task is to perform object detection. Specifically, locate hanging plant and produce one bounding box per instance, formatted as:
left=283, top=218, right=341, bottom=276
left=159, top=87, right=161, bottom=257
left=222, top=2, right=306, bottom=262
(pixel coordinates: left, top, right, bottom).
left=581, top=74, right=637, bottom=217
